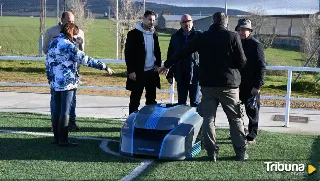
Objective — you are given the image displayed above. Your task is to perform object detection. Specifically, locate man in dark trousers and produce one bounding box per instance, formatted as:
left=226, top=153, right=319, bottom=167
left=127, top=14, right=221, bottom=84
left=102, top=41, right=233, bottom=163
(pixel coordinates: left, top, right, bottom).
left=125, top=10, right=162, bottom=114
left=236, top=19, right=266, bottom=144
left=159, top=12, right=248, bottom=162
left=166, top=14, right=201, bottom=107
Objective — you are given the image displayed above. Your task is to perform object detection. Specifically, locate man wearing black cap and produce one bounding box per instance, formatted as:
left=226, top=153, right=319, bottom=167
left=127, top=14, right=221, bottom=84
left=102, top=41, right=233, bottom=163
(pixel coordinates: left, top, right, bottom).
left=235, top=19, right=266, bottom=144
left=158, top=12, right=248, bottom=162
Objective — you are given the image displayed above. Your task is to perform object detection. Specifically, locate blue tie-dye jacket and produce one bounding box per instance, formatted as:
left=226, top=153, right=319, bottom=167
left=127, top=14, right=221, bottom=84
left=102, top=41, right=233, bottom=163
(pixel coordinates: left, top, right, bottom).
left=46, top=33, right=107, bottom=91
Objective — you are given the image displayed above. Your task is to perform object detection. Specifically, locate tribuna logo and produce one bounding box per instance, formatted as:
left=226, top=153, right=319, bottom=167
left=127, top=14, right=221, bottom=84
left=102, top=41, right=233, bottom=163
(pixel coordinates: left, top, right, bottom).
left=264, top=162, right=305, bottom=172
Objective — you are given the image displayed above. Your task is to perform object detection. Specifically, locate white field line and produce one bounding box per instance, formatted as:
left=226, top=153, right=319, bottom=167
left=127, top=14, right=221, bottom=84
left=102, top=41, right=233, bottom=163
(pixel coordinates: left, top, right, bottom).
left=0, top=129, right=153, bottom=181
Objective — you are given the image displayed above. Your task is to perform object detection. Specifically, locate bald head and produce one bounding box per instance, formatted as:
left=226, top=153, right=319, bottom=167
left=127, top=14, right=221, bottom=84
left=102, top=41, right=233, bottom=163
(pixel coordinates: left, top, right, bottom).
left=180, top=14, right=193, bottom=34
left=61, top=11, right=75, bottom=25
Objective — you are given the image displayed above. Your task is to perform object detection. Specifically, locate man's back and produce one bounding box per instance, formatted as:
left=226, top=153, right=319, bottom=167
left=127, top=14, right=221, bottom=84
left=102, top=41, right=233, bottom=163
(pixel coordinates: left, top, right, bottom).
left=196, top=24, right=246, bottom=88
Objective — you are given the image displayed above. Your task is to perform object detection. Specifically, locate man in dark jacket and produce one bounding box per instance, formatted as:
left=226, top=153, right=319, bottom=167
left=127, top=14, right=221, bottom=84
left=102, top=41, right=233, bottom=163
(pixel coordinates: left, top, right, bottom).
left=159, top=12, right=248, bottom=162
left=166, top=14, right=201, bottom=107
left=125, top=10, right=162, bottom=114
left=236, top=19, right=266, bottom=144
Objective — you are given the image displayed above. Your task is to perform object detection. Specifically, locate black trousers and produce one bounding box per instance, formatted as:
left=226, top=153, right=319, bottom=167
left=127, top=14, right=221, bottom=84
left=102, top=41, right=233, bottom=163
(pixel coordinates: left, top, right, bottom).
left=240, top=91, right=260, bottom=141
left=129, top=70, right=157, bottom=114
left=177, top=82, right=200, bottom=107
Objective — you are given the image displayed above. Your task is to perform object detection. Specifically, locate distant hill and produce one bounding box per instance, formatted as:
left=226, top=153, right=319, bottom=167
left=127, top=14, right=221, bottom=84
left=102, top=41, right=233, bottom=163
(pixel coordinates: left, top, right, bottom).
left=0, top=0, right=248, bottom=17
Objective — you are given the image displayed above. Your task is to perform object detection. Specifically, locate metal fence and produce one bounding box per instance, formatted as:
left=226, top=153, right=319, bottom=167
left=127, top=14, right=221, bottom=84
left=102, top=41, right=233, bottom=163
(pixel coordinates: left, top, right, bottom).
left=1, top=55, right=320, bottom=127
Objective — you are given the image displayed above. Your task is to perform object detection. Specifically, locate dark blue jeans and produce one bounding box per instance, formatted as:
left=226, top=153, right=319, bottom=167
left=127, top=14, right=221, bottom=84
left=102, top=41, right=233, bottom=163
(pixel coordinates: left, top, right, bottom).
left=51, top=89, right=76, bottom=120
left=53, top=90, right=74, bottom=117
left=177, top=82, right=200, bottom=107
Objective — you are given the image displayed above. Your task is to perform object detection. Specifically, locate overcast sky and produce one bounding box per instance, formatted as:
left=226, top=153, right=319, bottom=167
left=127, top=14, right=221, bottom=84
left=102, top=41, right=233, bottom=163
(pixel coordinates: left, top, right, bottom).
left=138, top=0, right=319, bottom=15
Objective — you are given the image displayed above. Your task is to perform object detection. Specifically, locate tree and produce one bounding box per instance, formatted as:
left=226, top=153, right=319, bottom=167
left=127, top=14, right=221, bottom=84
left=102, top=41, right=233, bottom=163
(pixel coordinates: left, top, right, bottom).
left=247, top=7, right=276, bottom=49
left=300, top=13, right=320, bottom=67
left=67, top=0, right=94, bottom=41
left=111, top=0, right=144, bottom=59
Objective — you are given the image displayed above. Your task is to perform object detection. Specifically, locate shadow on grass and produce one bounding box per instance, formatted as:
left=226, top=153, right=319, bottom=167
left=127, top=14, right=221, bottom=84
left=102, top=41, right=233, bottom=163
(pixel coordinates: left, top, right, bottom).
left=0, top=113, right=50, bottom=121
left=0, top=67, right=44, bottom=73
left=0, top=136, right=134, bottom=163
left=265, top=81, right=320, bottom=94
left=0, top=126, right=121, bottom=134
left=80, top=71, right=127, bottom=78
left=305, top=136, right=320, bottom=181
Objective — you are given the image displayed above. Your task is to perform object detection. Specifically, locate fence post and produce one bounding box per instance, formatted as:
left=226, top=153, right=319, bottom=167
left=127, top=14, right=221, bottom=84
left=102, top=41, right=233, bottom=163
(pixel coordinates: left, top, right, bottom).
left=116, top=0, right=119, bottom=60
left=56, top=0, right=59, bottom=24
left=284, top=69, right=293, bottom=127
left=170, top=78, right=175, bottom=104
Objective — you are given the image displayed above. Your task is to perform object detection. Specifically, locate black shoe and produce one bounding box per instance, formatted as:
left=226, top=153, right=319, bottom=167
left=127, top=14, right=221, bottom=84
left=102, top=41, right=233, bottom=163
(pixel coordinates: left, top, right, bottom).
left=59, top=141, right=78, bottom=147
left=68, top=122, right=80, bottom=131
left=246, top=136, right=256, bottom=145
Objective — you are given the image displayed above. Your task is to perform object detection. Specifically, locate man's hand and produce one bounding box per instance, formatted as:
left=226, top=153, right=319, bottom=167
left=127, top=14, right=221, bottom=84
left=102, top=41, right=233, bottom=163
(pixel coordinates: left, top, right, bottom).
left=167, top=78, right=173, bottom=84
left=153, top=66, right=160, bottom=72
left=129, top=72, right=136, bottom=81
left=105, top=67, right=115, bottom=75
left=158, top=66, right=169, bottom=75
left=251, top=87, right=260, bottom=95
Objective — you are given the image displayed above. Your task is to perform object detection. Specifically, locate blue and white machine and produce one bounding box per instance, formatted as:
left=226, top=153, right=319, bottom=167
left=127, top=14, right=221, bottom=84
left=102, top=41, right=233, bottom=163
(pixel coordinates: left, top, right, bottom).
left=120, top=103, right=203, bottom=160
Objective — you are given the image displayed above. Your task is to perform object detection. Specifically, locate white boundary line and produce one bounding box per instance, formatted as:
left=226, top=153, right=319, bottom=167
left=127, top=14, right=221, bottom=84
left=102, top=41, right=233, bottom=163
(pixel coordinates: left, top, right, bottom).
left=0, top=129, right=153, bottom=181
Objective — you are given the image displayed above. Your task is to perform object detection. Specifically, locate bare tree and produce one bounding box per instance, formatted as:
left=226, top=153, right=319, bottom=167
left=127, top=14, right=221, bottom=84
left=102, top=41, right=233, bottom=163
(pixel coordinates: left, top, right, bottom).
left=247, top=7, right=276, bottom=49
left=67, top=0, right=94, bottom=44
left=111, top=0, right=144, bottom=59
left=300, top=13, right=320, bottom=67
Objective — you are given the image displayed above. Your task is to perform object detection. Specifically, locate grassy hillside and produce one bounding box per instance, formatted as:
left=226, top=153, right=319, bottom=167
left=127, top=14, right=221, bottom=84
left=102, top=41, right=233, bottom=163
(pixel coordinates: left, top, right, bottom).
left=0, top=16, right=306, bottom=65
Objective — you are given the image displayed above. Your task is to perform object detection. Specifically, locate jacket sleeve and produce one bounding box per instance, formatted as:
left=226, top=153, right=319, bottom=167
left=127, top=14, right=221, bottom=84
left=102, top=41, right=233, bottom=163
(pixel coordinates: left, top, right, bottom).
left=154, top=32, right=162, bottom=67
left=232, top=33, right=247, bottom=69
left=166, top=34, right=176, bottom=79
left=164, top=34, right=200, bottom=69
left=253, top=42, right=266, bottom=89
left=125, top=31, right=135, bottom=74
left=69, top=43, right=107, bottom=70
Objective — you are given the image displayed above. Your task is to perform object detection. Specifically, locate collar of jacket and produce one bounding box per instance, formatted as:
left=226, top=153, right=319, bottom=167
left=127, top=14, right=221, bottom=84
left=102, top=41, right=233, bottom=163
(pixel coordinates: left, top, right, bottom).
left=242, top=34, right=253, bottom=43
left=177, top=27, right=196, bottom=36
left=208, top=24, right=227, bottom=32
left=136, top=22, right=155, bottom=35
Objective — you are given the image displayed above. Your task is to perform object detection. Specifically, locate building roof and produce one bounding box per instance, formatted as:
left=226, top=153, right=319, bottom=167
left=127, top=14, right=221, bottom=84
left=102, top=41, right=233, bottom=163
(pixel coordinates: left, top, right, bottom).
left=161, top=14, right=209, bottom=21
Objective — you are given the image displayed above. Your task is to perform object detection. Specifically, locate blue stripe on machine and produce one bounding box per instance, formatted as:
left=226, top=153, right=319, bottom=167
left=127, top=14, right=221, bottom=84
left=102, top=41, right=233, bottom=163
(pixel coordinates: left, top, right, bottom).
left=131, top=114, right=137, bottom=156
left=144, top=105, right=180, bottom=129
left=158, top=112, right=197, bottom=159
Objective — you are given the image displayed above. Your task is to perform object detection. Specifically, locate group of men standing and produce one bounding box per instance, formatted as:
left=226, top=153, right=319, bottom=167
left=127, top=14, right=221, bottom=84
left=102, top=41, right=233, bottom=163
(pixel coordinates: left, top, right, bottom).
left=125, top=11, right=266, bottom=162
left=43, top=10, right=266, bottom=161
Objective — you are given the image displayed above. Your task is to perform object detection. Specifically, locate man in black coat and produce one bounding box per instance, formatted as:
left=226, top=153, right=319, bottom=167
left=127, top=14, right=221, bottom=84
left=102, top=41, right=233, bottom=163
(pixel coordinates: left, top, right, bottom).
left=125, top=10, right=162, bottom=114
left=159, top=12, right=248, bottom=162
left=166, top=14, right=201, bottom=107
left=236, top=19, right=266, bottom=144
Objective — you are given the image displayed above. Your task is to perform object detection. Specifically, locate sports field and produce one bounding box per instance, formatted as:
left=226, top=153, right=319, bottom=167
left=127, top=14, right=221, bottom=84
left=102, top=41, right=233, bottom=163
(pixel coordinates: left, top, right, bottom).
left=0, top=112, right=319, bottom=180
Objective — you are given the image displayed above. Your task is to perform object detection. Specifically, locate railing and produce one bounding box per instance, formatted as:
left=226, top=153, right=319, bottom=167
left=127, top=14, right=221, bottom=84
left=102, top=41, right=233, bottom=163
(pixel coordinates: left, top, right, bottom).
left=1, top=56, right=320, bottom=127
